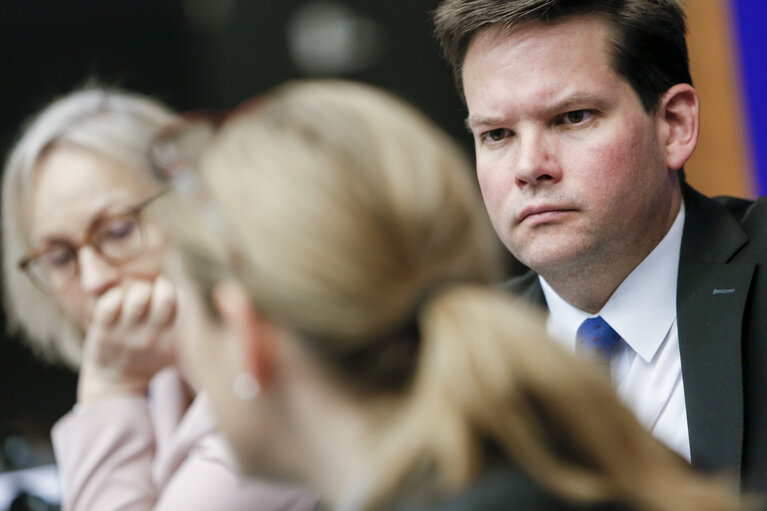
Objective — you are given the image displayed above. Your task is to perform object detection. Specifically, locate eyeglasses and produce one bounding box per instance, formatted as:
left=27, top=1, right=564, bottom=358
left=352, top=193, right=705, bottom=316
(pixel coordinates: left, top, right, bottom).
left=19, top=191, right=166, bottom=293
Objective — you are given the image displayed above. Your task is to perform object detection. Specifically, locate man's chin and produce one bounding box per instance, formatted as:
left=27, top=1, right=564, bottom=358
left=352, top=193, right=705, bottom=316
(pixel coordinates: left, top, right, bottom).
left=510, top=242, right=587, bottom=276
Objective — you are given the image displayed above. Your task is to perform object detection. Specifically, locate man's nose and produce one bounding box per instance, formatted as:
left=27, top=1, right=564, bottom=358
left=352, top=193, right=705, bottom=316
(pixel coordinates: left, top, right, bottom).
left=78, top=245, right=121, bottom=297
left=513, top=131, right=562, bottom=189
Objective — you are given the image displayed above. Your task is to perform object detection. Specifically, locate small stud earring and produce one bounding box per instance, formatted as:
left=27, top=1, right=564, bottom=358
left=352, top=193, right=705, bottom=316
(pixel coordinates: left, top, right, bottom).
left=233, top=371, right=260, bottom=400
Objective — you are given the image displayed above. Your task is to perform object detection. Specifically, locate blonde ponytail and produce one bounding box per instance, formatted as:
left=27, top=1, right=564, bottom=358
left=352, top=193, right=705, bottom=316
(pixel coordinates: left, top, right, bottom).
left=369, top=285, right=750, bottom=511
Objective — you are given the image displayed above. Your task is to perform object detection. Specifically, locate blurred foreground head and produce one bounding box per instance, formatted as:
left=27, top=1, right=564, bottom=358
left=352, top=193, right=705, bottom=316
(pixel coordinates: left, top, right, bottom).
left=159, top=79, right=747, bottom=511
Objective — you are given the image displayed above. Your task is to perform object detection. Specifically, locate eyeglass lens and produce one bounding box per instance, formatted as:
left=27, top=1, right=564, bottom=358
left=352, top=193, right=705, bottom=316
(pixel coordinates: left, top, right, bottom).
left=24, top=213, right=144, bottom=291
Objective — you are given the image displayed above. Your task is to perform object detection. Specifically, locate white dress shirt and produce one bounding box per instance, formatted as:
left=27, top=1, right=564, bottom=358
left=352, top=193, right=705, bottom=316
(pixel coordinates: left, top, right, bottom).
left=541, top=205, right=691, bottom=461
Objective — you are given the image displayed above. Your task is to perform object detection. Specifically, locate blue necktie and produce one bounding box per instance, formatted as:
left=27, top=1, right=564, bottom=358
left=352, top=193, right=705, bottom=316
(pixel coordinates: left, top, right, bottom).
left=576, top=316, right=623, bottom=369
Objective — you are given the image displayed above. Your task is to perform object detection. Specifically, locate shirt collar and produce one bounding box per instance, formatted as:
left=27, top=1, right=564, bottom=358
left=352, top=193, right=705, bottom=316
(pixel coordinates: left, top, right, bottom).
left=542, top=204, right=685, bottom=362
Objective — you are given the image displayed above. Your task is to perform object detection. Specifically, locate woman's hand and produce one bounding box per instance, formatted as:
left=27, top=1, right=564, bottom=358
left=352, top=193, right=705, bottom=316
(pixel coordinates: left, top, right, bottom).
left=77, top=276, right=178, bottom=405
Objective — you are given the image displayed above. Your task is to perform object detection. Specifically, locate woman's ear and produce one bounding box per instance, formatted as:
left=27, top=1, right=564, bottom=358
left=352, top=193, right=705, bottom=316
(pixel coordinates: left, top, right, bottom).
left=212, top=280, right=273, bottom=390
left=657, top=83, right=700, bottom=171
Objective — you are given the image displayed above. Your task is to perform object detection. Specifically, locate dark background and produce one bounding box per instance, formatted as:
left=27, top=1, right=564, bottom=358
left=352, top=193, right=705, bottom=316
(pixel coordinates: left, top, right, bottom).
left=0, top=0, right=485, bottom=450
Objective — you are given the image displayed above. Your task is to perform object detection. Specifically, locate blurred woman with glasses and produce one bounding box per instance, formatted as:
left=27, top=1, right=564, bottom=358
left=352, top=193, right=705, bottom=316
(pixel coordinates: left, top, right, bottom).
left=156, top=79, right=750, bottom=511
left=1, top=87, right=314, bottom=511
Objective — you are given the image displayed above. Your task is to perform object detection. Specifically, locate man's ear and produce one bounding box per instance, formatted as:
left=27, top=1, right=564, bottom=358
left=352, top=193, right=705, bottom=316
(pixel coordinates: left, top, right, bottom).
left=212, top=280, right=273, bottom=389
left=658, top=83, right=700, bottom=171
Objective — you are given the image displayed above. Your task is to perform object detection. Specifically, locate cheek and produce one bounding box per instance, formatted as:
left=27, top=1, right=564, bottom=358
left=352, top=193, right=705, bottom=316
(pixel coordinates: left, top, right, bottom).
left=197, top=339, right=264, bottom=472
left=601, top=114, right=659, bottom=172
left=476, top=158, right=511, bottom=219
left=125, top=232, right=167, bottom=278
left=175, top=286, right=217, bottom=387
left=175, top=286, right=246, bottom=429
left=571, top=124, right=654, bottom=200
left=176, top=314, right=203, bottom=382
left=54, top=287, right=91, bottom=331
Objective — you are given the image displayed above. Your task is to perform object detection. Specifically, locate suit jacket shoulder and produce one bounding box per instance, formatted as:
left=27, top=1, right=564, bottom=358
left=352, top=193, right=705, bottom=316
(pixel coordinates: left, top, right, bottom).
left=713, top=193, right=767, bottom=255
left=681, top=184, right=767, bottom=263
left=502, top=269, right=546, bottom=308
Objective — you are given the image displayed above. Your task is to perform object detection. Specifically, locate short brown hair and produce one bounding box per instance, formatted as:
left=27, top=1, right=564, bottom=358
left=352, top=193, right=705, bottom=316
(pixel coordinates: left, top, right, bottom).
left=433, top=0, right=692, bottom=111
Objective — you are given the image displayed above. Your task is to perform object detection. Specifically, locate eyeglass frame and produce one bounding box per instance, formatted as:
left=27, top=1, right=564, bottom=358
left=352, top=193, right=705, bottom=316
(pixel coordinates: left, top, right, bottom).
left=18, top=189, right=167, bottom=294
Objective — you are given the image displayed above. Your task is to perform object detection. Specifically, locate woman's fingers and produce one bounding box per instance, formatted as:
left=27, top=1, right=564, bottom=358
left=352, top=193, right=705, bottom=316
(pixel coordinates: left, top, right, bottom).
left=104, top=277, right=177, bottom=331
left=91, top=277, right=178, bottom=355
left=120, top=280, right=153, bottom=327
left=79, top=276, right=180, bottom=404
left=148, top=275, right=177, bottom=329
left=91, top=286, right=125, bottom=328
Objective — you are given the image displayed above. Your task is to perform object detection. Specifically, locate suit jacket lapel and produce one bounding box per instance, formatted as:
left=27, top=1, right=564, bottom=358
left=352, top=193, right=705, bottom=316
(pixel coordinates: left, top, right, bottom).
left=678, top=184, right=753, bottom=480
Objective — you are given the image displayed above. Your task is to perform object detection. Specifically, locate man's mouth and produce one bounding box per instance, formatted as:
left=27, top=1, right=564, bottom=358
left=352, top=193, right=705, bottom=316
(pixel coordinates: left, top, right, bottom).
left=516, top=204, right=577, bottom=224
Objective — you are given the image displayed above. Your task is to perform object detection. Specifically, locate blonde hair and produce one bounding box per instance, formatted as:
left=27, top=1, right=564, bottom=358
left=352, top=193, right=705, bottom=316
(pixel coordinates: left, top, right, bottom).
left=1, top=86, right=177, bottom=368
left=373, top=285, right=747, bottom=510
left=172, top=79, right=747, bottom=510
left=182, top=79, right=502, bottom=365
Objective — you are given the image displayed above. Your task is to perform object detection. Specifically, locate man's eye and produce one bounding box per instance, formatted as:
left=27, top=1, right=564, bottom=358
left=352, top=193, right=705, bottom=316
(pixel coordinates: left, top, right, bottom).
left=561, top=110, right=594, bottom=125
left=481, top=128, right=512, bottom=143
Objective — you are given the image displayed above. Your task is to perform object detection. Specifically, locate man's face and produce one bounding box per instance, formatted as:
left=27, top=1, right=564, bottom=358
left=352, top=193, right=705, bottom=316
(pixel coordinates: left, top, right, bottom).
left=462, top=17, right=681, bottom=278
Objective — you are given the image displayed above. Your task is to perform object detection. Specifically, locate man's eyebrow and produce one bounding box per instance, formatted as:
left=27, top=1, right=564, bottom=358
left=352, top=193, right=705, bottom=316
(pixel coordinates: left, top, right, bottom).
left=464, top=93, right=606, bottom=132
left=465, top=115, right=503, bottom=132
left=544, top=93, right=605, bottom=116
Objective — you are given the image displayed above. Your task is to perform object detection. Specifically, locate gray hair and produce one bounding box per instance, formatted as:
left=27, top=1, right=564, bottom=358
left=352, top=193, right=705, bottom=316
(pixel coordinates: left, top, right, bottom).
left=1, top=87, right=177, bottom=368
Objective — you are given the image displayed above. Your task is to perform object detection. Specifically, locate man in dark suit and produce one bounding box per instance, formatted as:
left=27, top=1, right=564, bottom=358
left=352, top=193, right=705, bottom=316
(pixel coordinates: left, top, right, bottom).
left=434, top=0, right=767, bottom=492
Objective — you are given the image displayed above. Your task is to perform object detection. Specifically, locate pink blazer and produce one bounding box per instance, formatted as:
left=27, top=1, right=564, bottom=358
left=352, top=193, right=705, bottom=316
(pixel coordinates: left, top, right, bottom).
left=52, top=368, right=315, bottom=511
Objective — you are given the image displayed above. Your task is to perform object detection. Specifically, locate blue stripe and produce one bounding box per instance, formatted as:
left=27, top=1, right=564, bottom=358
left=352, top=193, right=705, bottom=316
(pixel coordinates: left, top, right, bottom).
left=730, top=0, right=767, bottom=195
